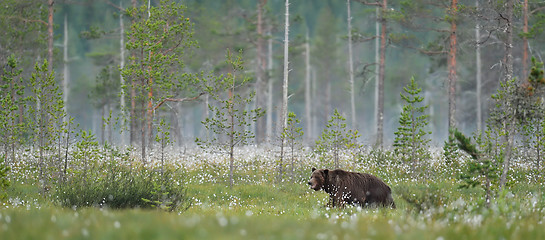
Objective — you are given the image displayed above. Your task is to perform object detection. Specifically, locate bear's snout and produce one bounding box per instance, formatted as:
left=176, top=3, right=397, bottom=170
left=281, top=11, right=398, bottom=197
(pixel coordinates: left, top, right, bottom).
left=308, top=181, right=312, bottom=185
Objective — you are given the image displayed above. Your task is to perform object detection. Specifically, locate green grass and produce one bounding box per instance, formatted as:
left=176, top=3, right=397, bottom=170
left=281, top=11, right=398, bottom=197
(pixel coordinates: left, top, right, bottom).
left=2, top=148, right=545, bottom=239
left=2, top=179, right=545, bottom=239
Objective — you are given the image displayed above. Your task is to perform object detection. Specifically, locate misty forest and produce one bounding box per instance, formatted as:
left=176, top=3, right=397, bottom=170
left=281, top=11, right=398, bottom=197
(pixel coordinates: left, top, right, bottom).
left=1, top=0, right=545, bottom=239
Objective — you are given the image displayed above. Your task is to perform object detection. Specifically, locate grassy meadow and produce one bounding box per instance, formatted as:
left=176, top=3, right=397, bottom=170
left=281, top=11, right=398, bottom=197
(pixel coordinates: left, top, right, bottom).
left=1, top=146, right=545, bottom=239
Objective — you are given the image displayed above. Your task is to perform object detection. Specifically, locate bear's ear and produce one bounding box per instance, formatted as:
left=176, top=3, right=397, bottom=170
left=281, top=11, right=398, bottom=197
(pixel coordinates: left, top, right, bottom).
left=312, top=167, right=316, bottom=172
left=323, top=169, right=329, bottom=176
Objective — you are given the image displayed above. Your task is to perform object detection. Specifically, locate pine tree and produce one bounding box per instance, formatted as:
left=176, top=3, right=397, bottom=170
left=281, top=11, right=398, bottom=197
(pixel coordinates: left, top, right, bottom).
left=122, top=0, right=199, bottom=162
left=315, top=109, right=361, bottom=169
left=0, top=55, right=25, bottom=167
left=196, top=50, right=264, bottom=188
left=278, top=112, right=304, bottom=182
left=393, top=77, right=431, bottom=176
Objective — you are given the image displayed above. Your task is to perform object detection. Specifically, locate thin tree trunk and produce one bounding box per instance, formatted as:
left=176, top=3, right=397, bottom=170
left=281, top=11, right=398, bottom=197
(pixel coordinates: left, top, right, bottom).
left=101, top=105, right=105, bottom=144
left=63, top=13, right=69, bottom=123
left=229, top=87, right=234, bottom=188
left=304, top=30, right=312, bottom=143
left=281, top=0, right=290, bottom=130
left=47, top=0, right=54, bottom=72
left=311, top=68, right=317, bottom=140
left=255, top=0, right=267, bottom=144
left=266, top=29, right=274, bottom=142
left=146, top=0, right=153, bottom=156
left=374, top=7, right=379, bottom=139
left=141, top=89, right=146, bottom=163
left=120, top=0, right=127, bottom=146
left=203, top=94, right=209, bottom=141
left=503, top=0, right=514, bottom=83
left=347, top=0, right=356, bottom=129
left=376, top=0, right=387, bottom=148
left=475, top=0, right=482, bottom=133
left=448, top=0, right=458, bottom=133
left=522, top=0, right=529, bottom=81
left=130, top=0, right=137, bottom=145
left=499, top=0, right=514, bottom=191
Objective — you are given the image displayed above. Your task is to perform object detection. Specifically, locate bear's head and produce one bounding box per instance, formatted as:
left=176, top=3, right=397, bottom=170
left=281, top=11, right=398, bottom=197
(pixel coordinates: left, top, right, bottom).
left=308, top=168, right=329, bottom=191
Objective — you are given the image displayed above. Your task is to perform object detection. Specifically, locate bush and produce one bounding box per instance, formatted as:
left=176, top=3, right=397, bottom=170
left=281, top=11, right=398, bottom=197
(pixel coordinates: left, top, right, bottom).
left=55, top=160, right=190, bottom=211
left=0, top=155, right=10, bottom=201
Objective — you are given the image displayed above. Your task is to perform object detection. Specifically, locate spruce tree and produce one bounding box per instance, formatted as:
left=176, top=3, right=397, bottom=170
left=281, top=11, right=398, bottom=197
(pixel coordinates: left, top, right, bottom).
left=454, top=129, right=499, bottom=208
left=393, top=77, right=431, bottom=176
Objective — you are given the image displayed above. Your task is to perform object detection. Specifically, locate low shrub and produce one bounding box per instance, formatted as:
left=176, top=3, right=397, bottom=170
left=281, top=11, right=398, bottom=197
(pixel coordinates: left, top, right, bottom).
left=55, top=162, right=190, bottom=211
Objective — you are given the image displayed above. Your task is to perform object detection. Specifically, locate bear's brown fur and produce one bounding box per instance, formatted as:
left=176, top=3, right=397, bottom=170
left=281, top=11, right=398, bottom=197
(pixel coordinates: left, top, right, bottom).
left=308, top=168, right=395, bottom=208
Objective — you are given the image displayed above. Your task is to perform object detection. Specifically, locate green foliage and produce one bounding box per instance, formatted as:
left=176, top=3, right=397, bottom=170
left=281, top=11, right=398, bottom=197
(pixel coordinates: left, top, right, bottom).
left=57, top=161, right=189, bottom=211
left=90, top=66, right=119, bottom=109
left=393, top=77, right=431, bottom=174
left=315, top=109, right=361, bottom=169
left=0, top=55, right=27, bottom=164
left=0, top=155, right=10, bottom=201
left=57, top=132, right=189, bottom=211
left=122, top=0, right=199, bottom=101
left=155, top=118, right=171, bottom=180
left=27, top=59, right=68, bottom=191
left=396, top=183, right=448, bottom=213
left=278, top=112, right=304, bottom=182
left=196, top=50, right=264, bottom=187
left=443, top=129, right=460, bottom=168
left=529, top=57, right=544, bottom=81
left=518, top=57, right=545, bottom=182
left=454, top=129, right=500, bottom=207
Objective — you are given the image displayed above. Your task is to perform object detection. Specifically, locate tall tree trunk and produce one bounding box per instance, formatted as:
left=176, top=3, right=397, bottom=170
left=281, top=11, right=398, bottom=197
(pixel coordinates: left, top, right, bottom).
left=255, top=0, right=267, bottom=144
left=281, top=0, right=290, bottom=130
left=448, top=0, right=458, bottom=133
left=146, top=0, right=153, bottom=157
left=266, top=29, right=274, bottom=142
left=228, top=87, right=234, bottom=188
left=499, top=0, right=514, bottom=191
left=101, top=105, right=105, bottom=144
left=304, top=30, right=312, bottom=143
left=141, top=87, right=146, bottom=163
left=47, top=0, right=54, bottom=73
left=522, top=0, right=529, bottom=81
left=202, top=94, right=210, bottom=141
left=120, top=0, right=127, bottom=146
left=130, top=0, right=137, bottom=145
left=475, top=0, right=482, bottom=133
left=347, top=0, right=356, bottom=129
left=63, top=13, right=69, bottom=122
left=311, top=68, right=317, bottom=141
left=374, top=7, right=380, bottom=139
left=376, top=0, right=387, bottom=148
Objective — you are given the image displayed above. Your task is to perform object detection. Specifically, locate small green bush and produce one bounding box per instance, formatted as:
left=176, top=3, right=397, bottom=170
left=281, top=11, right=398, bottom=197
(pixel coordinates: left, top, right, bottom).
left=0, top=155, right=10, bottom=201
left=55, top=163, right=190, bottom=211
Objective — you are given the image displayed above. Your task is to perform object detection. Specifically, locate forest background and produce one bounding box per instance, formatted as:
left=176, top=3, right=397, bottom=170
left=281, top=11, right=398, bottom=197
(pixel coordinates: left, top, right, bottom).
left=4, top=0, right=544, bottom=149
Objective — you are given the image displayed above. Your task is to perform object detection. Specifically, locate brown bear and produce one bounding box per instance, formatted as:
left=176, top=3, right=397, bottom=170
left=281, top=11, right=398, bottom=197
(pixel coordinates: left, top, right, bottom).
left=308, top=168, right=395, bottom=208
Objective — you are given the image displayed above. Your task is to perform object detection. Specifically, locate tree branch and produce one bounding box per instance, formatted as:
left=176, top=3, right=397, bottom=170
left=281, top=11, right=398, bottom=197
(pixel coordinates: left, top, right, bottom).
left=353, top=0, right=382, bottom=7
left=1, top=15, right=47, bottom=26
left=153, top=92, right=206, bottom=112
left=104, top=0, right=124, bottom=11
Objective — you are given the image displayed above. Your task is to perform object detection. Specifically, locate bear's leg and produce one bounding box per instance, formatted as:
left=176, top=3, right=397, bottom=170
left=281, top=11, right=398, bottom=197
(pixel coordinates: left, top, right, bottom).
left=358, top=196, right=367, bottom=207
left=328, top=196, right=335, bottom=208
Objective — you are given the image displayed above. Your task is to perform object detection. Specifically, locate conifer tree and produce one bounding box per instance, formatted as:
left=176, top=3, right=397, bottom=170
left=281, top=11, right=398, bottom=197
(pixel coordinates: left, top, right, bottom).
left=196, top=50, right=264, bottom=188
left=454, top=129, right=499, bottom=208
left=393, top=77, right=431, bottom=175
left=315, top=109, right=361, bottom=169
left=278, top=112, right=304, bottom=182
